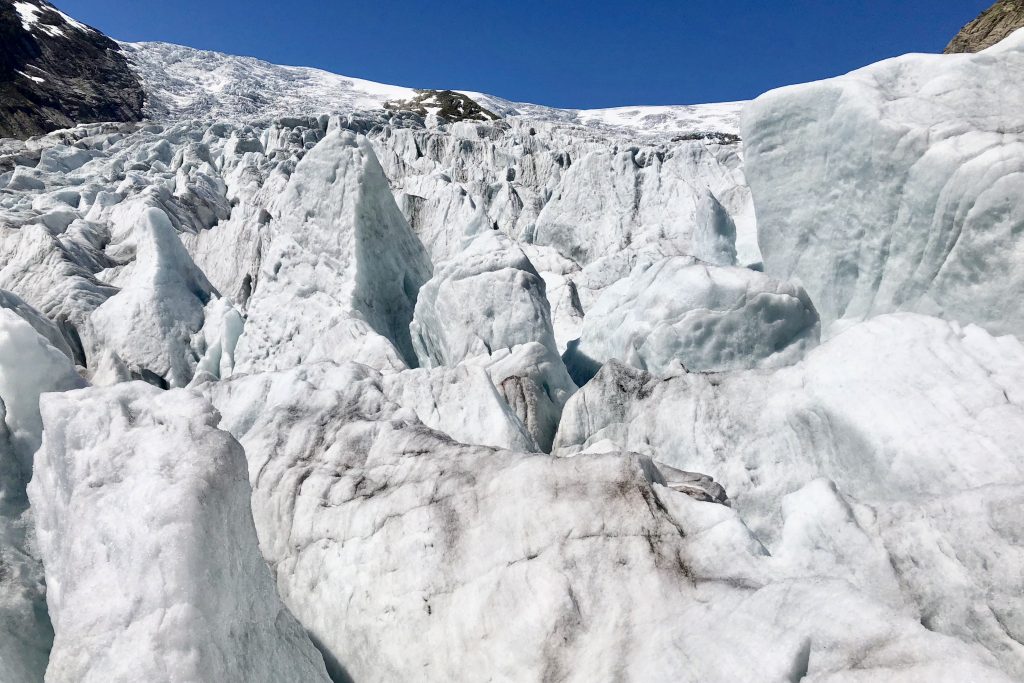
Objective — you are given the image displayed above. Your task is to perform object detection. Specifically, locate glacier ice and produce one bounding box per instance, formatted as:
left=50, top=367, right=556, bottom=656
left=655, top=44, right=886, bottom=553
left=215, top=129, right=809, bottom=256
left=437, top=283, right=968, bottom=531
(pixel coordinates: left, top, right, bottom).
left=555, top=313, right=1024, bottom=676
left=532, top=146, right=742, bottom=267
left=29, top=382, right=331, bottom=682
left=0, top=309, right=85, bottom=683
left=202, top=359, right=1011, bottom=683
left=192, top=295, right=244, bottom=381
left=745, top=29, right=1024, bottom=335
left=0, top=288, right=73, bottom=361
left=473, top=341, right=577, bottom=453
left=0, top=16, right=1019, bottom=681
left=383, top=340, right=576, bottom=453
left=87, top=206, right=215, bottom=387
left=411, top=229, right=558, bottom=367
left=381, top=357, right=542, bottom=452
left=564, top=257, right=820, bottom=383
left=233, top=129, right=432, bottom=373
left=0, top=309, right=86, bottom=473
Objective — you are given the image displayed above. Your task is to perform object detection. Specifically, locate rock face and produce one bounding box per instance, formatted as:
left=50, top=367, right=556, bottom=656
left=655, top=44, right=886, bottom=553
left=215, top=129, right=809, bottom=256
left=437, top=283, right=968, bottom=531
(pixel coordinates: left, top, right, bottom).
left=744, top=31, right=1024, bottom=335
left=946, top=0, right=1024, bottom=53
left=0, top=0, right=144, bottom=138
left=29, top=383, right=332, bottom=682
left=384, top=89, right=500, bottom=122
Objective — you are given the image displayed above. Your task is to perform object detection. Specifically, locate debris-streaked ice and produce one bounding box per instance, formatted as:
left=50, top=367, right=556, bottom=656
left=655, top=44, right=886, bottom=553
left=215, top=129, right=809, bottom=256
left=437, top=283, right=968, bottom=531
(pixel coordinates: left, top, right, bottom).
left=0, top=14, right=1021, bottom=681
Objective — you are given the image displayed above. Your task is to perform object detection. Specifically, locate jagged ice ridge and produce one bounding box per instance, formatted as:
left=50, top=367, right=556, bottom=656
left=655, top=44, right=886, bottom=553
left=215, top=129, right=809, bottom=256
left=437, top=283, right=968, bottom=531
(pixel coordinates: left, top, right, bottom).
left=0, top=4, right=1023, bottom=681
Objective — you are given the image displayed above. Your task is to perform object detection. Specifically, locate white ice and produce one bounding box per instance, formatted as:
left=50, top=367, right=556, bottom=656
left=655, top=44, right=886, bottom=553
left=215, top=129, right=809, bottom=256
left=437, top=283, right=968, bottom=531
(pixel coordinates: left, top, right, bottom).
left=565, top=257, right=819, bottom=382
left=555, top=313, right=1024, bottom=677
left=29, top=383, right=331, bottom=682
left=0, top=17, right=1018, bottom=681
left=745, top=29, right=1024, bottom=336
left=200, top=358, right=1012, bottom=683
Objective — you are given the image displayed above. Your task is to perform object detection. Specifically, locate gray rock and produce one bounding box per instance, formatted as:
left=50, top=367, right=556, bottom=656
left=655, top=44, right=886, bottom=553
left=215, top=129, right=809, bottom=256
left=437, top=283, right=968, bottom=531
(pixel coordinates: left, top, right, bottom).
left=655, top=463, right=730, bottom=506
left=945, top=0, right=1024, bottom=53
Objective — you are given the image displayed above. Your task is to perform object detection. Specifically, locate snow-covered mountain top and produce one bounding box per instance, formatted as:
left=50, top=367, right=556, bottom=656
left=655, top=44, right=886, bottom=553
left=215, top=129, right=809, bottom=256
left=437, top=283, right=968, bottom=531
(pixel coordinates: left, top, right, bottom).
left=120, top=41, right=417, bottom=122
left=12, top=0, right=94, bottom=37
left=122, top=40, right=744, bottom=137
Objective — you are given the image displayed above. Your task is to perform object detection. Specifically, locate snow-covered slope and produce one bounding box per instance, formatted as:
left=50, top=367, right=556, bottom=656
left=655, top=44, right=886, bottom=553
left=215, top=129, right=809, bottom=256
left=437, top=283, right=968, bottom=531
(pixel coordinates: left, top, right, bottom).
left=1, top=6, right=1023, bottom=682
left=572, top=101, right=744, bottom=137
left=121, top=41, right=418, bottom=123
left=122, top=40, right=744, bottom=139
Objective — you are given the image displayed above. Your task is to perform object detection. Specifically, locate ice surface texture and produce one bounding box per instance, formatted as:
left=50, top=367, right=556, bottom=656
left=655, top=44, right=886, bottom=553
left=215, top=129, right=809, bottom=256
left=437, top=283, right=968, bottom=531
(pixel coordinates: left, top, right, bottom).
left=232, top=129, right=431, bottom=373
left=745, top=30, right=1024, bottom=335
left=555, top=313, right=1024, bottom=677
left=564, top=257, right=819, bottom=383
left=0, top=15, right=1020, bottom=683
left=29, top=383, right=331, bottom=682
left=203, top=359, right=1012, bottom=683
left=0, top=310, right=83, bottom=682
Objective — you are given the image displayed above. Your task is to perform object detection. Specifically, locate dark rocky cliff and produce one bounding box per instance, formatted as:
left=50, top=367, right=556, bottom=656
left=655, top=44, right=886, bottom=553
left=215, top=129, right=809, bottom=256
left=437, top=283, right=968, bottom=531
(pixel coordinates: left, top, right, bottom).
left=0, top=0, right=144, bottom=139
left=946, top=0, right=1024, bottom=53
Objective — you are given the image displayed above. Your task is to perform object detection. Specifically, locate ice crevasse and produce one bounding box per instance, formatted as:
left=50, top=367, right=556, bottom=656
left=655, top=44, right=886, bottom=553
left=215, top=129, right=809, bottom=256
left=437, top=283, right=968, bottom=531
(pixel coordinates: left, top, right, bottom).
left=0, top=14, right=1021, bottom=683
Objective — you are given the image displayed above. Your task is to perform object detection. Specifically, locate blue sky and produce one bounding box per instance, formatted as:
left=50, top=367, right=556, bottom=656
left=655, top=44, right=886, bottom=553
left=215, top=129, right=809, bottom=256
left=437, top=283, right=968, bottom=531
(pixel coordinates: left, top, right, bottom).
left=58, top=0, right=991, bottom=108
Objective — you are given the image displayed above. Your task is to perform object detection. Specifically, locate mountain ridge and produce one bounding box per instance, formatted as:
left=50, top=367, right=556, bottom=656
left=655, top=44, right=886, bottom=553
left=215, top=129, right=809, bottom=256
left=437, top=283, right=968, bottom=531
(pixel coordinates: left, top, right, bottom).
left=945, top=0, right=1024, bottom=53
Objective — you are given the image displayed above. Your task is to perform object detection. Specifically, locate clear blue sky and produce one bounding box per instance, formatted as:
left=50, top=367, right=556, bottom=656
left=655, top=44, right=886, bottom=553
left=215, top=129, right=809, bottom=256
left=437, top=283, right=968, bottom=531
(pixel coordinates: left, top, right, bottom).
left=57, top=0, right=991, bottom=108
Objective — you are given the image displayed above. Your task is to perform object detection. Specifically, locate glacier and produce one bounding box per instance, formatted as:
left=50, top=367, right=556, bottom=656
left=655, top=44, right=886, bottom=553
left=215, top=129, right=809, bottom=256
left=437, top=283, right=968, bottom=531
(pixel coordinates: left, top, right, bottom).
left=0, top=310, right=83, bottom=683
left=563, top=257, right=820, bottom=382
left=746, top=30, right=1024, bottom=336
left=554, top=312, right=1024, bottom=678
left=200, top=359, right=1011, bottom=682
left=30, top=383, right=331, bottom=682
left=0, top=2, right=1022, bottom=680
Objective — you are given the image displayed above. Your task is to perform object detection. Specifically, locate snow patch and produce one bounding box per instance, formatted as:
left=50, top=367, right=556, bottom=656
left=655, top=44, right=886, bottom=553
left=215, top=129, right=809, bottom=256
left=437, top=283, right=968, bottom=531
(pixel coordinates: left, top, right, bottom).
left=14, top=2, right=63, bottom=38
left=15, top=70, right=46, bottom=84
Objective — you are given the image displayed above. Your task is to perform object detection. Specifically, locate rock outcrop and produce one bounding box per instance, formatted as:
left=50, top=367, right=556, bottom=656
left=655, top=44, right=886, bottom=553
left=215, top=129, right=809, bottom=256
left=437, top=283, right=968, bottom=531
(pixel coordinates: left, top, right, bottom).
left=384, top=89, right=500, bottom=122
left=945, top=0, right=1024, bottom=53
left=0, top=0, right=144, bottom=138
